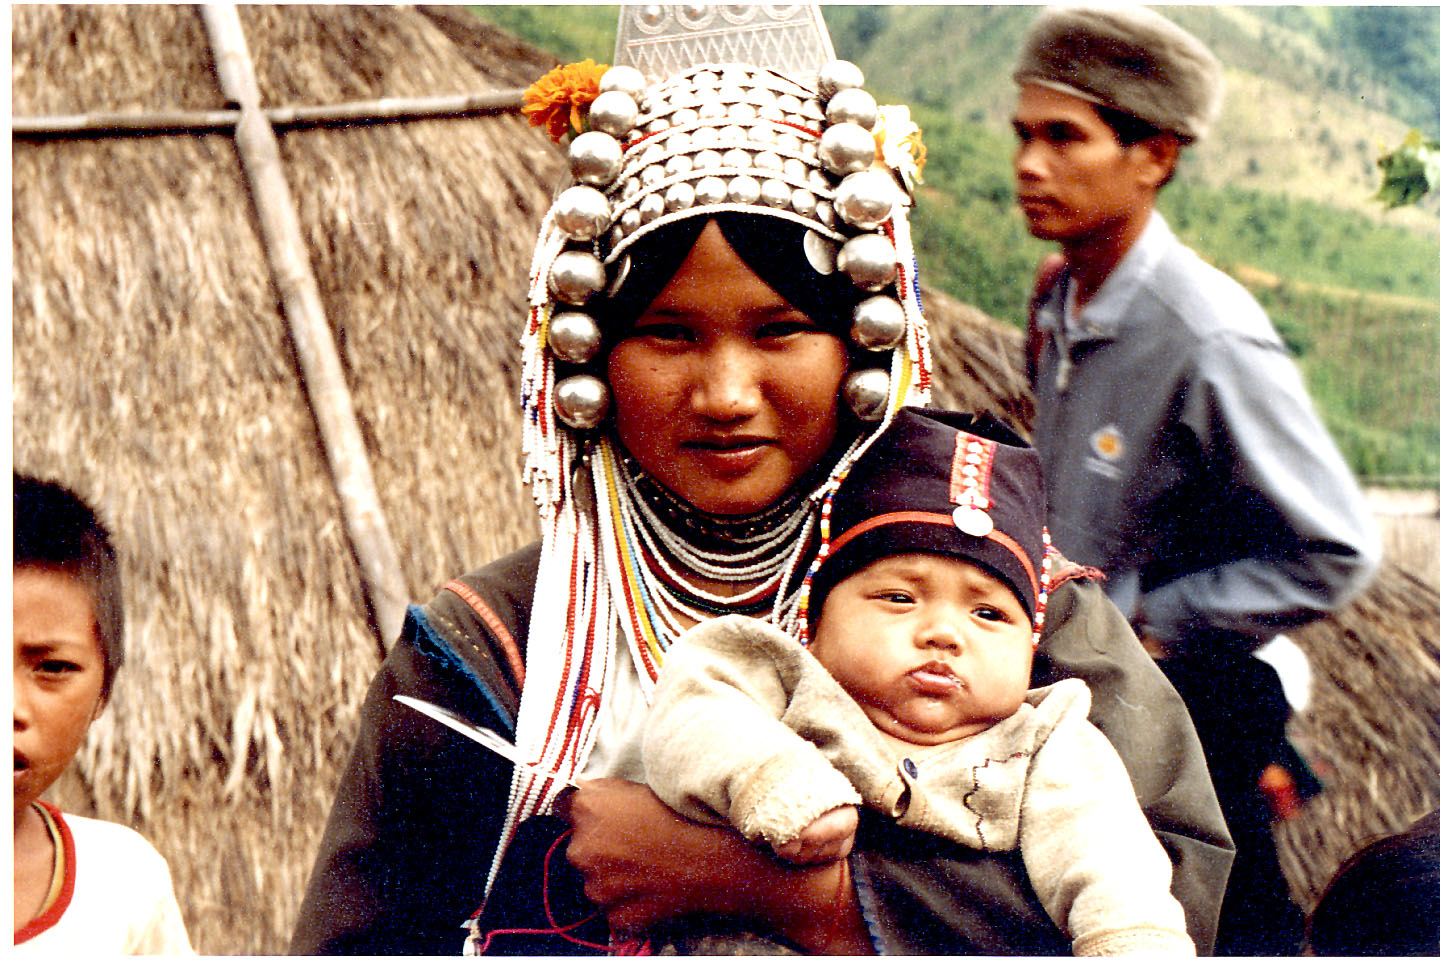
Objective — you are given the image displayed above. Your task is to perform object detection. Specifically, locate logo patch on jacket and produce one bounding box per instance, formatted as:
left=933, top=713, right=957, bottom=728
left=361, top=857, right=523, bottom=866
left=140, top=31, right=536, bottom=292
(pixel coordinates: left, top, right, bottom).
left=1084, top=425, right=1125, bottom=479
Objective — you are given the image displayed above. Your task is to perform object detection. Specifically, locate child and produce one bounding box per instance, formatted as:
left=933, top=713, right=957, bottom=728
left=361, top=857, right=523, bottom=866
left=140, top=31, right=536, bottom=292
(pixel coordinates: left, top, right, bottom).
left=645, top=407, right=1195, bottom=955
left=13, top=474, right=193, bottom=954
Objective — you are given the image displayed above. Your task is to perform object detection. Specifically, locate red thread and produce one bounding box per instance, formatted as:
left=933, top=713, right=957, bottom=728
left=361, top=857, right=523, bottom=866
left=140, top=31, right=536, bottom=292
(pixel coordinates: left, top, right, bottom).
left=475, top=827, right=611, bottom=954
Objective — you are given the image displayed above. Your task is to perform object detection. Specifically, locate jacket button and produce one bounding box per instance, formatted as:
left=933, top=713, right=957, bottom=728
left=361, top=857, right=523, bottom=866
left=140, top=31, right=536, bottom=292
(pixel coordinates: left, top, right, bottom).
left=902, top=758, right=919, bottom=779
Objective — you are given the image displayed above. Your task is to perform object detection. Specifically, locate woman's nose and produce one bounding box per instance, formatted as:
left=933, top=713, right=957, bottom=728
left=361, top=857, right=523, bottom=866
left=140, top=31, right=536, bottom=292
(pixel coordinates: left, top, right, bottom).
left=1014, top=143, right=1044, bottom=181
left=690, top=342, right=762, bottom=421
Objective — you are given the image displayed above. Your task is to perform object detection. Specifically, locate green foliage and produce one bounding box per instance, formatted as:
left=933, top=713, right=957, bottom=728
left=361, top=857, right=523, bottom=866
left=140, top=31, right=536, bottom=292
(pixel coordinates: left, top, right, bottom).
left=468, top=5, right=616, bottom=62
left=1375, top=131, right=1440, bottom=209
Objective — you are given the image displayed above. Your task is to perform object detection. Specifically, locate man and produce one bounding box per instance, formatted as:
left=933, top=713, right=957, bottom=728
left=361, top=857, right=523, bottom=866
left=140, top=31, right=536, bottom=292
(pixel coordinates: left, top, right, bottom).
left=1011, top=7, right=1380, bottom=956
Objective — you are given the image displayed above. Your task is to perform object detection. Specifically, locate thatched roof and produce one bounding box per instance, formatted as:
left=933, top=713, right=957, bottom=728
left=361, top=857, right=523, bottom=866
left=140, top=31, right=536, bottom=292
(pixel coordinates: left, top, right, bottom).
left=13, top=5, right=1437, bottom=955
left=13, top=5, right=563, bottom=952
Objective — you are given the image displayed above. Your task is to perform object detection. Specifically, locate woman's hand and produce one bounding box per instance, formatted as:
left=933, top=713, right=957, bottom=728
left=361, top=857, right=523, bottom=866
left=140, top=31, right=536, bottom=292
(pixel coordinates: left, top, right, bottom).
left=555, top=778, right=873, bottom=954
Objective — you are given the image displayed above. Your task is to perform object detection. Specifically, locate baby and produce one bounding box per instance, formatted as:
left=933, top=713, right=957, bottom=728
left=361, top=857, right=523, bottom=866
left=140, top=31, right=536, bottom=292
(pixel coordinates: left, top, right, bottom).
left=13, top=474, right=192, bottom=954
left=645, top=407, right=1194, bottom=955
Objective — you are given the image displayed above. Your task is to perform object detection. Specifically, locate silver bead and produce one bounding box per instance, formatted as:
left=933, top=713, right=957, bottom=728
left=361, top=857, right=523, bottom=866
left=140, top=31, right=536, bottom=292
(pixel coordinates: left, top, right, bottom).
left=837, top=233, right=898, bottom=292
left=790, top=188, right=817, bottom=217
left=694, top=149, right=723, bottom=170
left=825, top=88, right=878, bottom=131
left=665, top=153, right=695, bottom=176
left=599, top=65, right=648, bottom=100
left=754, top=151, right=783, bottom=172
left=843, top=368, right=890, bottom=421
left=637, top=5, right=666, bottom=28
left=851, top=296, right=907, bottom=351
left=781, top=157, right=808, bottom=181
left=589, top=91, right=639, bottom=137
left=692, top=126, right=720, bottom=150
left=834, top=170, right=897, bottom=230
left=640, top=163, right=665, bottom=186
left=728, top=102, right=758, bottom=122
left=774, top=132, right=802, bottom=153
left=694, top=176, right=727, bottom=206
left=673, top=107, right=699, bottom=127
left=548, top=311, right=604, bottom=363
left=776, top=94, right=802, bottom=114
left=618, top=207, right=641, bottom=234
left=722, top=148, right=751, bottom=169
left=818, top=60, right=865, bottom=100
left=555, top=374, right=611, bottom=430
left=569, top=131, right=624, bottom=187
left=816, top=200, right=836, bottom=229
left=818, top=123, right=875, bottom=176
left=664, top=181, right=696, bottom=212
left=552, top=186, right=611, bottom=241
left=638, top=193, right=665, bottom=222
left=692, top=70, right=720, bottom=88
left=760, top=178, right=791, bottom=207
left=728, top=175, right=761, bottom=205
left=717, top=85, right=746, bottom=103
left=698, top=100, right=726, bottom=120
left=549, top=251, right=607, bottom=305
left=667, top=130, right=693, bottom=153
left=718, top=125, right=746, bottom=146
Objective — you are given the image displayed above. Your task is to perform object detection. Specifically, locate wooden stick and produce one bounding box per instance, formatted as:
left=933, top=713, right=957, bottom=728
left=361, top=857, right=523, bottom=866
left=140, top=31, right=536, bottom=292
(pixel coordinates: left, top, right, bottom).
left=201, top=3, right=409, bottom=655
left=11, top=90, right=527, bottom=138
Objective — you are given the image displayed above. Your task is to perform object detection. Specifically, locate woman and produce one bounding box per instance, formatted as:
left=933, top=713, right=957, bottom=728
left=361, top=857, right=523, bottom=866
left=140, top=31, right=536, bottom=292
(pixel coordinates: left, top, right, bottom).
left=292, top=60, right=1231, bottom=955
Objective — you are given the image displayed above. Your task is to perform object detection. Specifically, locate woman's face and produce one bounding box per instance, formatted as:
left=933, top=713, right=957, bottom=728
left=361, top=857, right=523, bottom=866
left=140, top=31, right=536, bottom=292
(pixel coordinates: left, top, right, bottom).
left=608, top=220, right=849, bottom=516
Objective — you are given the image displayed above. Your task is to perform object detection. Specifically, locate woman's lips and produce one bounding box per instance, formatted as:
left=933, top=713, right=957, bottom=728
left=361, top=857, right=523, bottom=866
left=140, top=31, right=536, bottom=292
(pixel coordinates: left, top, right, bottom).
left=684, top=437, right=772, bottom=476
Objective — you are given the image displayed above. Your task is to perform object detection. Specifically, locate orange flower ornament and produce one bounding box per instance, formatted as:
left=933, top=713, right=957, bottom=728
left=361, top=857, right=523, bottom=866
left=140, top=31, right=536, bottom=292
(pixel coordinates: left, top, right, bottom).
left=523, top=59, right=610, bottom=143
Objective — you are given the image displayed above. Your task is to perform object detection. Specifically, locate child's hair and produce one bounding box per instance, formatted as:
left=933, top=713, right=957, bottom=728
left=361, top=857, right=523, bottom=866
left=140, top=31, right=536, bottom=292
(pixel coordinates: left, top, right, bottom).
left=13, top=472, right=124, bottom=701
left=1305, top=809, right=1440, bottom=956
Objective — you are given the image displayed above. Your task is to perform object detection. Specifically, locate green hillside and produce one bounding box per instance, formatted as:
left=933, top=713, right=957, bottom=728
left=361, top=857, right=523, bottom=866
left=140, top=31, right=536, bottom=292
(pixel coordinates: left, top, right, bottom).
left=470, top=5, right=1440, bottom=485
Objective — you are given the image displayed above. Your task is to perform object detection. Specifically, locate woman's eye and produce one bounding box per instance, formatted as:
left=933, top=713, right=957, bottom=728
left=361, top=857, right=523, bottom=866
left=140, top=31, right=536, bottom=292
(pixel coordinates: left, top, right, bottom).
left=758, top=316, right=819, bottom=339
left=628, top=322, right=694, bottom=343
left=37, top=659, right=81, bottom=675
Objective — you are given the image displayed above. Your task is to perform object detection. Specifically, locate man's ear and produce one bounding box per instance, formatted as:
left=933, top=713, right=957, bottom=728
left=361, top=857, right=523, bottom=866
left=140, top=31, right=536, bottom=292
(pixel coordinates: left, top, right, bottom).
left=1134, top=133, right=1181, bottom=191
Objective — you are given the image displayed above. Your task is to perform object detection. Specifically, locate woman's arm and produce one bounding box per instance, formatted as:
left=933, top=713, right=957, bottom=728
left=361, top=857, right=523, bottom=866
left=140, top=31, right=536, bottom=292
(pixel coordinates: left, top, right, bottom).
left=558, top=778, right=874, bottom=954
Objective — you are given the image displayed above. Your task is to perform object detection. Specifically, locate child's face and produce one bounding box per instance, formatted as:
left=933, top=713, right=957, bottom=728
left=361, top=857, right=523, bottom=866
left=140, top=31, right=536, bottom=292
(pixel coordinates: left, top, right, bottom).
left=13, top=567, right=106, bottom=813
left=810, top=553, right=1033, bottom=747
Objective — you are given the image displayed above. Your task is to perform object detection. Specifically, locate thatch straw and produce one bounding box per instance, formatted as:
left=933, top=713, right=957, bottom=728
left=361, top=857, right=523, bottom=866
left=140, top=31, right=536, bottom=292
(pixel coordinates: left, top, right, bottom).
left=13, top=6, right=562, bottom=952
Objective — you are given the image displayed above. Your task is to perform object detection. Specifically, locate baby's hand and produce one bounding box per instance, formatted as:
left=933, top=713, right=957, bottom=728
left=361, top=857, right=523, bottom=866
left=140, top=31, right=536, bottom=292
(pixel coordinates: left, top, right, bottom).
left=772, top=805, right=858, bottom=864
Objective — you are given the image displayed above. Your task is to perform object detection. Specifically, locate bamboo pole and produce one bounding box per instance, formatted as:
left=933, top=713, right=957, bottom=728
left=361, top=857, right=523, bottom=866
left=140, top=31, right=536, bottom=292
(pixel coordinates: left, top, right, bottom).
left=11, top=89, right=527, bottom=138
left=201, top=3, right=408, bottom=655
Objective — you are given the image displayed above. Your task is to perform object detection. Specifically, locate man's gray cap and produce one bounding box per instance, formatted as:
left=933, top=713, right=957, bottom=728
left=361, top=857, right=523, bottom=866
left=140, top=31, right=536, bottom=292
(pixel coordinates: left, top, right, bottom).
left=1013, top=5, right=1223, bottom=143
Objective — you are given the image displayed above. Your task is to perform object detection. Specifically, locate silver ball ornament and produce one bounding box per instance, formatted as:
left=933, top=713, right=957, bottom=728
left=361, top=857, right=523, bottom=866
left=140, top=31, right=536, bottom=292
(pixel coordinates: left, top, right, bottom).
left=817, top=60, right=865, bottom=100
left=850, top=296, right=907, bottom=351
left=549, top=251, right=607, bottom=305
left=548, top=311, right=604, bottom=364
left=834, top=170, right=897, bottom=230
left=569, top=131, right=624, bottom=187
left=588, top=90, right=640, bottom=137
left=599, top=65, right=648, bottom=100
left=727, top=175, right=762, bottom=205
left=843, top=368, right=891, bottom=421
left=552, top=186, right=611, bottom=241
left=818, top=123, right=876, bottom=177
left=825, top=88, right=878, bottom=130
left=555, top=375, right=611, bottom=430
left=837, top=233, right=898, bottom=292
left=694, top=176, right=727, bottom=206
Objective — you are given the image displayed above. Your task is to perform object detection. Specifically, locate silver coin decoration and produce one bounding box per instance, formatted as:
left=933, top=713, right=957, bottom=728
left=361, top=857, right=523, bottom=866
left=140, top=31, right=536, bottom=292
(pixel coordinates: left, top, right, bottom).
left=589, top=90, right=639, bottom=137
left=818, top=123, right=877, bottom=176
left=555, top=374, right=611, bottom=430
left=553, top=186, right=612, bottom=241
left=570, top=131, right=624, bottom=187
left=548, top=312, right=604, bottom=364
left=837, top=233, right=898, bottom=292
left=835, top=170, right=897, bottom=230
left=817, top=60, right=865, bottom=99
left=599, top=65, right=647, bottom=100
left=953, top=506, right=995, bottom=538
left=825, top=88, right=878, bottom=130
left=851, top=296, right=907, bottom=351
left=843, top=368, right=891, bottom=421
left=549, top=251, right=607, bottom=305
